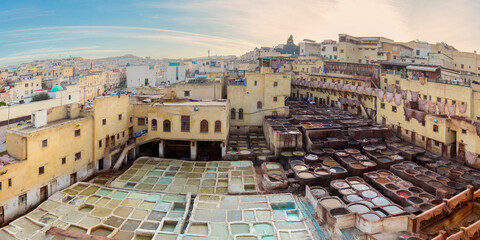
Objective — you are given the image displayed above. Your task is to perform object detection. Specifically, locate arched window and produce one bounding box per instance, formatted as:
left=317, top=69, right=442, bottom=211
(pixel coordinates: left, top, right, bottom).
left=215, top=121, right=221, bottom=133
left=163, top=120, right=171, bottom=132
left=151, top=119, right=157, bottom=131
left=230, top=108, right=236, bottom=120
left=257, top=101, right=262, bottom=109
left=200, top=120, right=208, bottom=133
left=239, top=108, right=244, bottom=120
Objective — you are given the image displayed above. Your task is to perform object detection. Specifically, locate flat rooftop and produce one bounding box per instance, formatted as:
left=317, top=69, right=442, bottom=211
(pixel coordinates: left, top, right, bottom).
left=7, top=116, right=88, bottom=135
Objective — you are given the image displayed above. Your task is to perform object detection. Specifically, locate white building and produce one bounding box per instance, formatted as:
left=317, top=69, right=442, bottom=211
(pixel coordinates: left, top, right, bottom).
left=320, top=40, right=338, bottom=60
left=126, top=65, right=157, bottom=88
left=195, top=57, right=236, bottom=73
left=299, top=39, right=322, bottom=56
left=166, top=62, right=186, bottom=83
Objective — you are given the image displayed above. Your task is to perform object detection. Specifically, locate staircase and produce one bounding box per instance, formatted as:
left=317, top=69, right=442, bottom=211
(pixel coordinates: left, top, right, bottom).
left=111, top=142, right=136, bottom=171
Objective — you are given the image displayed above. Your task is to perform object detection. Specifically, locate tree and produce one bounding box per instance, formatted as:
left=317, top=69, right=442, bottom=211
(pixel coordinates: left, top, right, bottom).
left=275, top=35, right=299, bottom=55
left=41, top=82, right=47, bottom=89
left=287, top=35, right=294, bottom=45
left=31, top=92, right=50, bottom=102
left=0, top=101, right=6, bottom=106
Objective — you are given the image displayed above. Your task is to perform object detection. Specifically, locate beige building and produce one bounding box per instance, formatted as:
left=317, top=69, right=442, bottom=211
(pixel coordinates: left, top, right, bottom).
left=11, top=75, right=42, bottom=103
left=227, top=68, right=291, bottom=132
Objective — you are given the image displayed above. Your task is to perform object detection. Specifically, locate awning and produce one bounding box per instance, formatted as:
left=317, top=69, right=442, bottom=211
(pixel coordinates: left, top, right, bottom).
left=406, top=66, right=438, bottom=72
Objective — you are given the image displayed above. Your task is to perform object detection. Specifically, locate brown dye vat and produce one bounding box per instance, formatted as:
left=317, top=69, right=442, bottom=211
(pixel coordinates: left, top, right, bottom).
left=408, top=187, right=423, bottom=194
left=375, top=178, right=389, bottom=184
left=386, top=184, right=399, bottom=190
left=323, top=148, right=335, bottom=155
left=428, top=180, right=443, bottom=188
left=314, top=169, right=329, bottom=176
left=405, top=169, right=418, bottom=175
left=415, top=175, right=430, bottom=182
left=419, top=203, right=434, bottom=211
left=365, top=172, right=380, bottom=178
left=335, top=152, right=349, bottom=157
left=392, top=165, right=406, bottom=171
left=323, top=161, right=338, bottom=167
left=419, top=193, right=433, bottom=200
left=345, top=148, right=360, bottom=155
left=351, top=163, right=366, bottom=169
left=378, top=170, right=392, bottom=177
left=363, top=146, right=376, bottom=152
left=436, top=176, right=450, bottom=184
left=397, top=181, right=411, bottom=188
left=320, top=198, right=343, bottom=208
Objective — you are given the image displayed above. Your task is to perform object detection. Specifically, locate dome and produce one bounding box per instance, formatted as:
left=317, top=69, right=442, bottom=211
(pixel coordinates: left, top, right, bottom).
left=50, top=85, right=64, bottom=92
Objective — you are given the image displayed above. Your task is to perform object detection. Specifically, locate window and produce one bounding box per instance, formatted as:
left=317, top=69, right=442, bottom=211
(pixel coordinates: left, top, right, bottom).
left=274, top=81, right=278, bottom=87
left=99, top=140, right=102, bottom=148
left=254, top=81, right=257, bottom=86
left=395, top=80, right=399, bottom=84
left=25, top=83, right=28, bottom=87
left=39, top=166, right=45, bottom=175
left=18, top=194, right=27, bottom=206
left=422, top=121, right=425, bottom=126
left=75, top=152, right=81, bottom=160
left=138, top=118, right=146, bottom=126
left=215, top=121, right=221, bottom=133
left=163, top=120, right=171, bottom=132
left=68, top=95, right=71, bottom=100
left=151, top=119, right=157, bottom=131
left=42, top=139, right=48, bottom=148
left=380, top=103, right=385, bottom=109
left=117, top=134, right=119, bottom=139
left=416, top=49, right=420, bottom=55
left=461, top=64, right=464, bottom=69
left=273, top=97, right=278, bottom=102
left=239, top=108, right=244, bottom=120
left=340, top=49, right=344, bottom=53
left=0, top=182, right=2, bottom=191
left=200, top=120, right=208, bottom=133
left=230, top=108, right=236, bottom=120
left=102, top=119, right=106, bottom=125
left=62, top=157, right=66, bottom=165
left=181, top=116, right=190, bottom=132
left=74, top=129, right=81, bottom=137
left=118, top=114, right=122, bottom=120
left=184, top=91, right=190, bottom=97
left=130, top=117, right=132, bottom=123
left=8, top=179, right=11, bottom=187
left=462, top=129, right=467, bottom=134
left=392, top=106, right=397, bottom=112
left=433, top=125, right=439, bottom=132
left=257, top=101, right=262, bottom=109
left=122, top=132, right=125, bottom=137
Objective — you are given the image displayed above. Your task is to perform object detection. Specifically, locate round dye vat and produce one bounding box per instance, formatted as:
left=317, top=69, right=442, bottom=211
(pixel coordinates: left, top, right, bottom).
left=383, top=205, right=403, bottom=215
left=314, top=169, right=329, bottom=175
left=293, top=165, right=307, bottom=171
left=363, top=146, right=376, bottom=152
left=372, top=197, right=390, bottom=206
left=366, top=173, right=380, bottom=178
left=353, top=154, right=369, bottom=161
left=397, top=181, right=412, bottom=188
left=377, top=157, right=391, bottom=163
left=329, top=167, right=346, bottom=174
left=419, top=203, right=434, bottom=211
left=266, top=164, right=280, bottom=169
left=405, top=169, right=418, bottom=175
left=304, top=154, right=319, bottom=162
left=351, top=184, right=369, bottom=191
left=416, top=175, right=430, bottom=182
left=320, top=198, right=342, bottom=208
left=323, top=161, right=338, bottom=167
left=345, top=149, right=360, bottom=155
left=332, top=181, right=350, bottom=189
left=358, top=201, right=374, bottom=207
left=361, top=161, right=376, bottom=167
left=298, top=171, right=315, bottom=179
left=408, top=187, right=423, bottom=194
left=407, top=197, right=423, bottom=204
left=414, top=166, right=427, bottom=172
left=309, top=163, right=323, bottom=169
left=293, top=151, right=306, bottom=157
left=290, top=160, right=304, bottom=166
left=351, top=163, right=366, bottom=169
left=323, top=148, right=335, bottom=154
left=386, top=184, right=399, bottom=190
left=281, top=152, right=293, bottom=157
left=404, top=162, right=417, bottom=167
left=397, top=190, right=411, bottom=198
left=419, top=193, right=433, bottom=200
left=428, top=180, right=443, bottom=188
left=330, top=208, right=349, bottom=217
left=361, top=190, right=377, bottom=198
left=339, top=188, right=355, bottom=195
left=375, top=178, right=389, bottom=184
left=361, top=213, right=381, bottom=221
left=348, top=204, right=370, bottom=214
left=311, top=188, right=327, bottom=198
left=436, top=176, right=450, bottom=183
left=346, top=194, right=362, bottom=202
left=392, top=165, right=406, bottom=171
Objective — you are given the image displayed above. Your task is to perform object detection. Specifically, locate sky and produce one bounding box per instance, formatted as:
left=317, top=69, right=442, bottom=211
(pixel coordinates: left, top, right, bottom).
left=1, top=0, right=480, bottom=66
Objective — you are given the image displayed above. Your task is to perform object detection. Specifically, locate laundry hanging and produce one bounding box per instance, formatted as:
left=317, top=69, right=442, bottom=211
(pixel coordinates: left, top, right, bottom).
left=337, top=83, right=344, bottom=91
left=386, top=84, right=395, bottom=93
left=395, top=85, right=402, bottom=94
left=386, top=92, right=394, bottom=102
left=350, top=85, right=357, bottom=92
left=437, top=101, right=446, bottom=114
left=466, top=151, right=478, bottom=166
left=447, top=103, right=456, bottom=116
left=356, top=86, right=365, bottom=95
left=476, top=121, right=480, bottom=137
left=404, top=107, right=413, bottom=120
left=428, top=101, right=437, bottom=114
left=394, top=93, right=402, bottom=106
left=410, top=91, right=419, bottom=102
left=375, top=89, right=385, bottom=101
left=418, top=99, right=427, bottom=112
left=365, top=87, right=373, bottom=95
left=347, top=99, right=354, bottom=106
left=413, top=110, right=426, bottom=122
left=401, top=90, right=408, bottom=100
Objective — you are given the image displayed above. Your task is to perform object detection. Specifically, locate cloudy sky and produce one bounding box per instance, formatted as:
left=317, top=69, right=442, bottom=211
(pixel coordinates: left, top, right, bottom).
left=1, top=0, right=479, bottom=66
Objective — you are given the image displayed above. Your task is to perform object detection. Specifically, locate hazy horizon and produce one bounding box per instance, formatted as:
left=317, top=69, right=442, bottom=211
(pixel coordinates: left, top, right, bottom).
left=2, top=0, right=480, bottom=66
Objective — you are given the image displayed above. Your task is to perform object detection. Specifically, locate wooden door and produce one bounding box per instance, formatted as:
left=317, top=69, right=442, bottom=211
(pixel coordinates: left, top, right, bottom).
left=70, top=172, right=77, bottom=184
left=0, top=206, right=4, bottom=226
left=458, top=143, right=466, bottom=161
left=411, top=132, right=416, bottom=144
left=382, top=117, right=386, bottom=125
left=40, top=186, right=48, bottom=202
left=426, top=138, right=432, bottom=150
left=50, top=179, right=57, bottom=195
left=397, top=126, right=402, bottom=137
